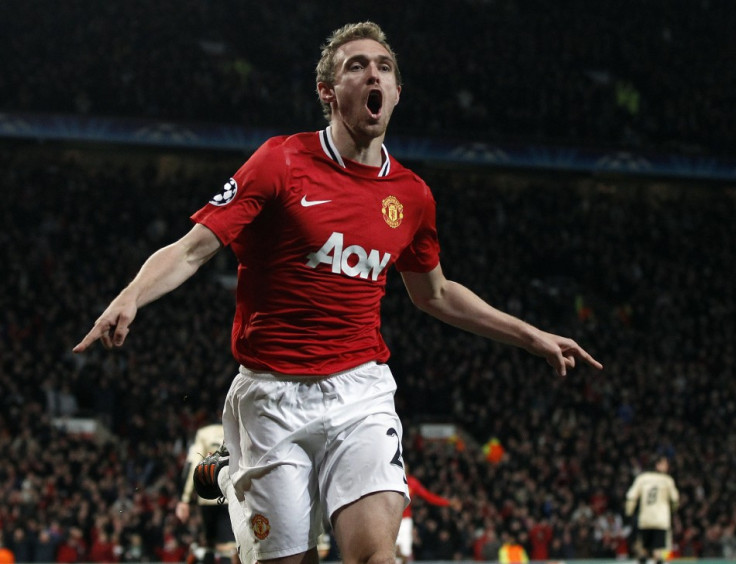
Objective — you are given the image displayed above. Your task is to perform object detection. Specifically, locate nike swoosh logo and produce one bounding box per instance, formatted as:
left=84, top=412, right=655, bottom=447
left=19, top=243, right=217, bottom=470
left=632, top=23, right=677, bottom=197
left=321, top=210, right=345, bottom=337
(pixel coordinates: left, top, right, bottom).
left=301, top=195, right=332, bottom=207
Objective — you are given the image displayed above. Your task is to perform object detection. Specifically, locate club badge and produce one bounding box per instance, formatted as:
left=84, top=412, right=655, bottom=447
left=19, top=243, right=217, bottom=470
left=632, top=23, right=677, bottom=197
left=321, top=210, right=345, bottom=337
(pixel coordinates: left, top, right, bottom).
left=381, top=195, right=403, bottom=228
left=251, top=514, right=270, bottom=540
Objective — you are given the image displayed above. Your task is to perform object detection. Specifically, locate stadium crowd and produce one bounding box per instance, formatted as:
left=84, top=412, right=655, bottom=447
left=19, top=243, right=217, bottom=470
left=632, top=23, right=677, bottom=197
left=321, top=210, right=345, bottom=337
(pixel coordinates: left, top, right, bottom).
left=1, top=0, right=735, bottom=155
left=1, top=145, right=734, bottom=561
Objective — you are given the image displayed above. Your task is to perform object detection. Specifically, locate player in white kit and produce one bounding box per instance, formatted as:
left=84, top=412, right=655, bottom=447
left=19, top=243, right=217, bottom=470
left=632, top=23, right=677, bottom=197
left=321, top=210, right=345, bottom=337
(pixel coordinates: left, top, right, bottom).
left=75, top=21, right=603, bottom=564
left=626, top=455, right=679, bottom=564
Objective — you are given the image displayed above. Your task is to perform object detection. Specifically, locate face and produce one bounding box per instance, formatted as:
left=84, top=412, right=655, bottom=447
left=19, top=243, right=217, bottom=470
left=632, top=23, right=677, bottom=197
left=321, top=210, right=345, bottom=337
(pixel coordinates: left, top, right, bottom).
left=319, top=39, right=401, bottom=140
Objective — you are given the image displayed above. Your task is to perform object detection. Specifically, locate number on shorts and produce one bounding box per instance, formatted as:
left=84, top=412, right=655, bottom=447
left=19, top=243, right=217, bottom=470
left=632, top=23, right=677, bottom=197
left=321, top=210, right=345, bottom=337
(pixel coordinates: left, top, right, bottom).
left=386, top=428, right=404, bottom=469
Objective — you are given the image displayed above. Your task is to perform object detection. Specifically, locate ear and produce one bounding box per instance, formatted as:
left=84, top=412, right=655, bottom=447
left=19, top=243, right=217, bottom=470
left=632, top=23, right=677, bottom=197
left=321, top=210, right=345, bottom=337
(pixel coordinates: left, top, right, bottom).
left=317, top=81, right=335, bottom=104
left=395, top=85, right=401, bottom=106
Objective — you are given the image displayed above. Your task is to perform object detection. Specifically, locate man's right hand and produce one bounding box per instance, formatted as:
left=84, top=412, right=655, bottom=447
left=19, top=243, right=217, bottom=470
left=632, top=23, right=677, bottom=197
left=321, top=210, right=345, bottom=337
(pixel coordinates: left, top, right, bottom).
left=73, top=293, right=138, bottom=352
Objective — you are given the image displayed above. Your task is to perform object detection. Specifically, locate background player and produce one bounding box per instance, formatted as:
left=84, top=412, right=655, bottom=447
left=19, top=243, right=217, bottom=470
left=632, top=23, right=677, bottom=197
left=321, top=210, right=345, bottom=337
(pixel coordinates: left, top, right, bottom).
left=396, top=465, right=460, bottom=564
left=625, top=455, right=680, bottom=564
left=177, top=423, right=239, bottom=564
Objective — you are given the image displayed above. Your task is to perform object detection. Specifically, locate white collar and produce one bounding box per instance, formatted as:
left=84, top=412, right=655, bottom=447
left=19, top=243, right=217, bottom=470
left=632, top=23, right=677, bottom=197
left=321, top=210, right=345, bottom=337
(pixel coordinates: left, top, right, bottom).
left=319, top=126, right=391, bottom=177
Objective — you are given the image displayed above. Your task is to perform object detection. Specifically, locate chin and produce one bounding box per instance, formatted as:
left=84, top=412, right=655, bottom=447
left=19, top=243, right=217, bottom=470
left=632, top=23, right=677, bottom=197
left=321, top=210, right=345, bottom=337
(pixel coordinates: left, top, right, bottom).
left=365, top=124, right=389, bottom=139
left=365, top=116, right=390, bottom=133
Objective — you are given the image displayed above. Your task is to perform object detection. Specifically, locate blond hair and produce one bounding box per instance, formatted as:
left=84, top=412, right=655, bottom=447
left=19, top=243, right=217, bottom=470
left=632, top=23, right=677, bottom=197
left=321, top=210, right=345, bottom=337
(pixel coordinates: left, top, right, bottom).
left=315, top=21, right=402, bottom=120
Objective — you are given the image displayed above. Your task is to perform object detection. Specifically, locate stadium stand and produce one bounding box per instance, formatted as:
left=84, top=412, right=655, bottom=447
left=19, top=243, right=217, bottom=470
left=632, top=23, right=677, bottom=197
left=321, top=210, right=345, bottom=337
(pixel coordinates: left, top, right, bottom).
left=1, top=145, right=734, bottom=560
left=1, top=0, right=735, bottom=155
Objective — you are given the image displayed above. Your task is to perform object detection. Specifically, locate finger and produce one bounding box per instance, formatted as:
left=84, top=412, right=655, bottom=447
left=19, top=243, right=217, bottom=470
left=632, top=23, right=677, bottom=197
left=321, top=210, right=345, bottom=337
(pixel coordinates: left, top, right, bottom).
left=551, top=352, right=567, bottom=377
left=112, top=325, right=130, bottom=347
left=563, top=343, right=603, bottom=371
left=72, top=325, right=107, bottom=353
left=578, top=349, right=603, bottom=370
left=100, top=329, right=114, bottom=350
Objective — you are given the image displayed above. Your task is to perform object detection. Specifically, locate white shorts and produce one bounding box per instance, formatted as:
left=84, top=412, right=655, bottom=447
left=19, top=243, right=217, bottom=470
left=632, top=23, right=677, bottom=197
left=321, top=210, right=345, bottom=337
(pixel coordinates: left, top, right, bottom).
left=222, top=361, right=410, bottom=561
left=396, top=516, right=413, bottom=558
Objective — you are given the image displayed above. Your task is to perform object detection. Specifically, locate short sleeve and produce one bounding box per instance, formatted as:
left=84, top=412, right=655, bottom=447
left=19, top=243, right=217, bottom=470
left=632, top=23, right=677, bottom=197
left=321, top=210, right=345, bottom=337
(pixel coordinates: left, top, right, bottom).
left=191, top=137, right=287, bottom=246
left=395, top=183, right=440, bottom=273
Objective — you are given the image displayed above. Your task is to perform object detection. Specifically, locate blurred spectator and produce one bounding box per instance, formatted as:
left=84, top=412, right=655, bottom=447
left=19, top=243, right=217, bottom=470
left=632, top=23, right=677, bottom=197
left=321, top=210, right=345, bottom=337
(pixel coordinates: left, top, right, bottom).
left=120, top=534, right=147, bottom=563
left=722, top=523, right=736, bottom=559
left=8, top=529, right=31, bottom=564
left=702, top=523, right=725, bottom=558
left=679, top=525, right=702, bottom=557
left=572, top=525, right=594, bottom=559
left=31, top=528, right=58, bottom=563
left=55, top=527, right=87, bottom=563
left=155, top=531, right=186, bottom=563
left=473, top=526, right=501, bottom=561
left=0, top=540, right=15, bottom=564
left=88, top=530, right=119, bottom=563
left=593, top=510, right=629, bottom=558
left=528, top=517, right=553, bottom=561
left=498, top=533, right=529, bottom=563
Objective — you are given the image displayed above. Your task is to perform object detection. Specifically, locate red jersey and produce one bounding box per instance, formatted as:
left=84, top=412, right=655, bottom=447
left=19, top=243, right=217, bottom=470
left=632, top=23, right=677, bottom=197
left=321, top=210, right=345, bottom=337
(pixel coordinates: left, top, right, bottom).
left=192, top=127, right=440, bottom=375
left=403, top=474, right=451, bottom=518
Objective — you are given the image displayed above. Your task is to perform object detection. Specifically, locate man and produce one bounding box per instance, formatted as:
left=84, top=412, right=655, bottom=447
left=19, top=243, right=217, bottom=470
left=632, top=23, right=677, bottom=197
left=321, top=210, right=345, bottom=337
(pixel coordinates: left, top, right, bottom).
left=0, top=538, right=14, bottom=564
left=473, top=526, right=501, bottom=562
left=177, top=423, right=239, bottom=564
left=625, top=455, right=680, bottom=564
left=74, top=21, right=602, bottom=564
left=397, top=466, right=460, bottom=564
left=498, top=533, right=529, bottom=564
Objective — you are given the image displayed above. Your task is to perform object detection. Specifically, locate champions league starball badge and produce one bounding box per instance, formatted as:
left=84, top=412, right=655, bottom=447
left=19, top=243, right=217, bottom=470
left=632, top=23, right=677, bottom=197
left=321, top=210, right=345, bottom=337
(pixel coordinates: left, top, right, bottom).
left=210, top=178, right=238, bottom=206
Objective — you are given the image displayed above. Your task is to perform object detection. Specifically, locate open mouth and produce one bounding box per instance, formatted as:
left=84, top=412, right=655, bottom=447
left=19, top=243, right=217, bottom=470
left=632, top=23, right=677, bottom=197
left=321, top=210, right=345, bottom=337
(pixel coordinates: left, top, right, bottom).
left=367, top=90, right=383, bottom=117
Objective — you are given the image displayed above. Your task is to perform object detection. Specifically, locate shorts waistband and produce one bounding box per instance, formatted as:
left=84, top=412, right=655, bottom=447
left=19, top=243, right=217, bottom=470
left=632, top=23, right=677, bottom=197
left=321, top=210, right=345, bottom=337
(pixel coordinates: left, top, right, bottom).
left=239, top=361, right=378, bottom=381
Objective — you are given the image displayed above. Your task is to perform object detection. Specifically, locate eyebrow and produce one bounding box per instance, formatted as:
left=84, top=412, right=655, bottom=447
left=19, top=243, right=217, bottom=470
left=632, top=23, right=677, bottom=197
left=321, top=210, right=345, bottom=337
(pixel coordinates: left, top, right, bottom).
left=343, top=53, right=395, bottom=67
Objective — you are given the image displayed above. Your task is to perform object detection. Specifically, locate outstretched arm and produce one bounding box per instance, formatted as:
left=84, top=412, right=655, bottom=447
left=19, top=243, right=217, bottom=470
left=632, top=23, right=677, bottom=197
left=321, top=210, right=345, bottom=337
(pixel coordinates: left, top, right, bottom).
left=408, top=475, right=459, bottom=508
left=401, top=264, right=603, bottom=376
left=73, top=223, right=222, bottom=352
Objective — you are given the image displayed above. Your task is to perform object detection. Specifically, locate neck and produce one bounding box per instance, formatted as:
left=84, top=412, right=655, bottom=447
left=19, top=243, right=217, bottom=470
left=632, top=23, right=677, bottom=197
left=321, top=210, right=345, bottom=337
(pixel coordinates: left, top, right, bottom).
left=328, top=120, right=385, bottom=167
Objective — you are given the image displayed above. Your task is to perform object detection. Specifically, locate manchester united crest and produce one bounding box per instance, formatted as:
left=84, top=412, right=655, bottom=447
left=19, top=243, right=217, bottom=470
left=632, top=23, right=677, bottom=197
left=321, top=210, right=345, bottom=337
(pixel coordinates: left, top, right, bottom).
left=251, top=514, right=270, bottom=540
left=381, top=195, right=404, bottom=228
